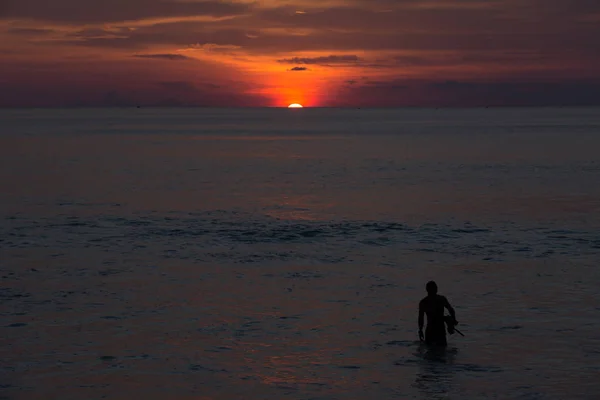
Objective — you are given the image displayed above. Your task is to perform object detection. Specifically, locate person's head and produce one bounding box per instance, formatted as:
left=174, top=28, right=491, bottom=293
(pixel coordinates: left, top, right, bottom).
left=426, top=280, right=438, bottom=295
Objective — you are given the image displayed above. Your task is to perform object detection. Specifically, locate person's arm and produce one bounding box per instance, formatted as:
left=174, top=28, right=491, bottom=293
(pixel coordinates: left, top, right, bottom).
left=418, top=301, right=425, bottom=341
left=444, top=296, right=457, bottom=323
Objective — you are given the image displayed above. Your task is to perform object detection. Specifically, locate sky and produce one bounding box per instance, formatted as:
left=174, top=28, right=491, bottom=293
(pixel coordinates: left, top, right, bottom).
left=1, top=0, right=600, bottom=107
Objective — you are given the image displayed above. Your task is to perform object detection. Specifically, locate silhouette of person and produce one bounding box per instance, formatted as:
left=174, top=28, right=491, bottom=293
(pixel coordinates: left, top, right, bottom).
left=418, top=281, right=457, bottom=346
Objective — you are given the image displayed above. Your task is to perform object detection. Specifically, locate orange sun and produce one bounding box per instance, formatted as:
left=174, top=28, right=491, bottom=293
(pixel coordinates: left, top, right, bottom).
left=288, top=103, right=303, bottom=108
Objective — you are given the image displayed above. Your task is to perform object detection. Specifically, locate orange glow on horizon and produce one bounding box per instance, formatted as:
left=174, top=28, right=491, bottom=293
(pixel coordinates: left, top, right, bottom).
left=2, top=0, right=599, bottom=108
left=245, top=58, right=349, bottom=107
left=268, top=84, right=314, bottom=107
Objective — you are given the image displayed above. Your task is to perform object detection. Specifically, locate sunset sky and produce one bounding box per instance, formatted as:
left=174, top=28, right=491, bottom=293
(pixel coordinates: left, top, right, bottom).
left=1, top=0, right=599, bottom=107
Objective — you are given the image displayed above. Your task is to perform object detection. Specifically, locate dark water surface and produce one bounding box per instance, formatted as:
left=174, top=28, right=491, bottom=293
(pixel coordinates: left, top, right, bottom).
left=1, top=107, right=600, bottom=399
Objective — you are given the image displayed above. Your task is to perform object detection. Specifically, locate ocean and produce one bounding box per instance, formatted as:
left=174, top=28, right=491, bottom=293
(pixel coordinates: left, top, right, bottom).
left=1, top=107, right=600, bottom=399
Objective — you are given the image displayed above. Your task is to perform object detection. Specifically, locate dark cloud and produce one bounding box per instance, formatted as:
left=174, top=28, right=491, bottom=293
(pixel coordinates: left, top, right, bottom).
left=507, top=0, right=600, bottom=17
left=256, top=5, right=510, bottom=34
left=57, top=24, right=252, bottom=51
left=133, top=53, right=192, bottom=60
left=390, top=50, right=563, bottom=69
left=158, top=81, right=221, bottom=90
left=158, top=81, right=197, bottom=91
left=2, top=0, right=600, bottom=107
left=6, top=27, right=56, bottom=35
left=330, top=77, right=600, bottom=107
left=295, top=0, right=600, bottom=15
left=55, top=16, right=599, bottom=63
left=428, top=79, right=600, bottom=106
left=278, top=55, right=360, bottom=65
left=67, top=27, right=133, bottom=40
left=245, top=1, right=600, bottom=56
left=0, top=60, right=270, bottom=107
left=21, top=0, right=595, bottom=62
left=0, top=0, right=251, bottom=23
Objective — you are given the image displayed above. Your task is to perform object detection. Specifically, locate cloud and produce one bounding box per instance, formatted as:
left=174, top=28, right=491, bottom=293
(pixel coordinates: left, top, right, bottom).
left=390, top=50, right=557, bottom=69
left=13, top=0, right=597, bottom=58
left=53, top=24, right=253, bottom=51
left=6, top=27, right=56, bottom=36
left=133, top=53, right=192, bottom=60
left=68, top=27, right=132, bottom=39
left=2, top=0, right=600, bottom=107
left=183, top=43, right=242, bottom=52
left=0, top=0, right=252, bottom=24
left=427, top=79, right=600, bottom=106
left=255, top=4, right=506, bottom=34
left=0, top=58, right=271, bottom=107
left=278, top=55, right=360, bottom=65
left=329, top=77, right=600, bottom=107
left=157, top=81, right=198, bottom=91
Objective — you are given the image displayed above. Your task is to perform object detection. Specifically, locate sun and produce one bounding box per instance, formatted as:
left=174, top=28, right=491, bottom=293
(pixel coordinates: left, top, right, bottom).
left=288, top=103, right=303, bottom=108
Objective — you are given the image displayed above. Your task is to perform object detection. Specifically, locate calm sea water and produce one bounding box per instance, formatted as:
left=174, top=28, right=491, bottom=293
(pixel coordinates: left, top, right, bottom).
left=1, top=107, right=600, bottom=399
